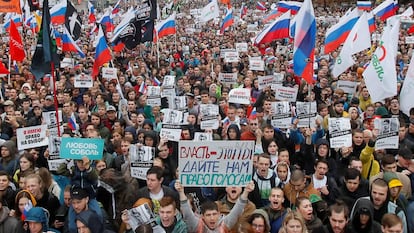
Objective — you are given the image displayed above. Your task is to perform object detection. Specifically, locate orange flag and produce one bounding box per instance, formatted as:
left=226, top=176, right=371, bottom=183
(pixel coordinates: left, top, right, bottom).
left=9, top=20, right=26, bottom=62
left=0, top=0, right=21, bottom=14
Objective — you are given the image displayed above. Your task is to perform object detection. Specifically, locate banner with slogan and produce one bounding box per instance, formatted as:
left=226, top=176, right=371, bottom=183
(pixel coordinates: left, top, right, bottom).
left=328, top=118, right=352, bottom=148
left=374, top=118, right=399, bottom=150
left=16, top=125, right=49, bottom=150
left=218, top=73, right=237, bottom=85
left=224, top=51, right=239, bottom=63
left=129, top=145, right=155, bottom=180
left=271, top=101, right=292, bottom=128
left=102, top=67, right=118, bottom=80
left=228, top=88, right=251, bottom=105
left=258, top=75, right=279, bottom=90
left=235, top=42, right=248, bottom=52
left=337, top=80, right=357, bottom=94
left=179, top=140, right=255, bottom=187
left=272, top=85, right=298, bottom=102
left=249, top=57, right=265, bottom=71
left=74, top=73, right=93, bottom=88
left=60, top=138, right=104, bottom=160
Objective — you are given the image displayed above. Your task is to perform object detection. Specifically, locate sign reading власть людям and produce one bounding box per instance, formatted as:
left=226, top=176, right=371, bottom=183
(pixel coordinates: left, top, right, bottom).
left=60, top=138, right=104, bottom=160
left=178, top=140, right=254, bottom=187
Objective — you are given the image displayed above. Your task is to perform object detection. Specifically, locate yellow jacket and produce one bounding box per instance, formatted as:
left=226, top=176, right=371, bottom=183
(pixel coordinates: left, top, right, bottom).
left=360, top=144, right=380, bottom=179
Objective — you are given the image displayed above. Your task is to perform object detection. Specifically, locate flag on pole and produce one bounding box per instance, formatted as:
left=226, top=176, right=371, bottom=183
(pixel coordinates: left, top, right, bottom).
left=3, top=14, right=22, bottom=31
left=61, top=27, right=85, bottom=58
left=256, top=1, right=267, bottom=11
left=50, top=0, right=67, bottom=24
left=88, top=1, right=96, bottom=23
left=200, top=0, right=219, bottom=22
left=240, top=3, right=247, bottom=19
left=400, top=54, right=414, bottom=115
left=262, top=8, right=282, bottom=23
left=324, top=8, right=359, bottom=54
left=363, top=20, right=400, bottom=102
left=112, top=0, right=121, bottom=15
left=155, top=13, right=176, bottom=39
left=357, top=1, right=371, bottom=11
left=220, top=8, right=234, bottom=34
left=367, top=11, right=376, bottom=33
left=372, top=0, right=396, bottom=21
left=0, top=0, right=21, bottom=14
left=65, top=0, right=82, bottom=41
left=92, top=26, right=112, bottom=77
left=254, top=10, right=291, bottom=45
left=9, top=20, right=26, bottom=62
left=332, top=12, right=371, bottom=77
left=31, top=0, right=60, bottom=80
left=293, top=0, right=316, bottom=84
left=111, top=8, right=136, bottom=43
left=278, top=1, right=302, bottom=15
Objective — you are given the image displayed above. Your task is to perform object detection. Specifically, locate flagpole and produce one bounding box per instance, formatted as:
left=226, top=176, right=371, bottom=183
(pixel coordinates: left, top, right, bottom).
left=51, top=62, right=61, bottom=137
left=7, top=59, right=11, bottom=85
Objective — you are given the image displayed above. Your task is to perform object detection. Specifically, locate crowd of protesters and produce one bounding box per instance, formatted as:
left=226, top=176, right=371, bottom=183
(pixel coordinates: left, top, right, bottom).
left=0, top=0, right=413, bottom=232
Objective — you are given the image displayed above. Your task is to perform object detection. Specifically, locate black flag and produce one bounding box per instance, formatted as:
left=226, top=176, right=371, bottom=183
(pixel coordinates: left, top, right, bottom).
left=141, top=20, right=154, bottom=43
left=65, top=0, right=82, bottom=41
left=31, top=0, right=59, bottom=80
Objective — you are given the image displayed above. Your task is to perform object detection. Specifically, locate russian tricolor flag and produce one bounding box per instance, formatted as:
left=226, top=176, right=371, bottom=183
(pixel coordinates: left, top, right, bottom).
left=50, top=0, right=67, bottom=25
left=112, top=0, right=121, bottom=15
left=92, top=26, right=112, bottom=77
left=256, top=1, right=267, bottom=11
left=293, top=0, right=316, bottom=84
left=99, top=10, right=114, bottom=32
left=156, top=13, right=176, bottom=39
left=68, top=114, right=78, bottom=131
left=220, top=8, right=234, bottom=34
left=278, top=1, right=302, bottom=15
left=263, top=8, right=282, bottom=23
left=324, top=8, right=359, bottom=54
left=4, top=14, right=22, bottom=30
left=367, top=11, right=376, bottom=33
left=139, top=82, right=147, bottom=94
left=357, top=1, right=371, bottom=11
left=152, top=77, right=161, bottom=86
left=372, top=0, right=396, bottom=21
left=61, top=27, right=86, bottom=58
left=255, top=10, right=291, bottom=45
left=249, top=107, right=257, bottom=119
left=240, top=3, right=247, bottom=19
left=88, top=1, right=96, bottom=23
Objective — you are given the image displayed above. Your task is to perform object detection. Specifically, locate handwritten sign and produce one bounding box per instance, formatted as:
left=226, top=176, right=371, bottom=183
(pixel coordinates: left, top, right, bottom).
left=160, top=127, right=182, bottom=142
left=16, top=125, right=48, bottom=150
left=219, top=73, right=238, bottom=85
left=179, top=141, right=254, bottom=187
left=228, top=88, right=251, bottom=105
left=102, top=67, right=118, bottom=80
left=74, top=73, right=93, bottom=88
left=60, top=138, right=104, bottom=160
left=272, top=85, right=298, bottom=102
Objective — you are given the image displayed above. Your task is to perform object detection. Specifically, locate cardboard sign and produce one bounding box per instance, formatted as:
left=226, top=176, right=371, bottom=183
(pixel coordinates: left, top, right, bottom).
left=273, top=85, right=298, bottom=102
left=74, top=73, right=93, bottom=88
left=235, top=42, right=248, bottom=53
left=228, top=88, right=251, bottom=105
left=220, top=49, right=236, bottom=58
left=16, top=125, right=49, bottom=150
left=179, top=141, right=255, bottom=186
left=249, top=57, right=264, bottom=71
left=60, top=138, right=104, bottom=160
left=102, top=67, right=118, bottom=80
left=337, top=80, right=357, bottom=94
left=218, top=73, right=238, bottom=84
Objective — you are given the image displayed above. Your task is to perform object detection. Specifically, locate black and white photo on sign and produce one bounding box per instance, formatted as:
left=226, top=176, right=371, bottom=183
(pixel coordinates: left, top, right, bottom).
left=173, top=96, right=187, bottom=110
left=43, top=111, right=63, bottom=128
left=127, top=203, right=155, bottom=230
left=270, top=101, right=291, bottom=128
left=296, top=102, right=317, bottom=128
left=48, top=136, right=61, bottom=158
left=200, top=104, right=219, bottom=118
left=130, top=145, right=154, bottom=163
left=328, top=117, right=352, bottom=148
left=147, top=86, right=161, bottom=98
left=194, top=132, right=213, bottom=141
left=272, top=101, right=290, bottom=115
left=374, top=118, right=400, bottom=150
left=162, top=109, right=183, bottom=125
left=329, top=118, right=342, bottom=133
left=162, top=75, right=175, bottom=88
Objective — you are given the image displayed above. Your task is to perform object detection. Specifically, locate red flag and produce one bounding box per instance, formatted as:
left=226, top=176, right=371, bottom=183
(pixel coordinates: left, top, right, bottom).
left=408, top=25, right=414, bottom=34
left=0, top=62, right=9, bottom=75
left=9, top=20, right=25, bottom=62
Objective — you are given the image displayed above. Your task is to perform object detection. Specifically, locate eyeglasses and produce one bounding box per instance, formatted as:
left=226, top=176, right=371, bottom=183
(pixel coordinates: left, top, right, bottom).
left=252, top=224, right=265, bottom=229
left=249, top=123, right=258, bottom=126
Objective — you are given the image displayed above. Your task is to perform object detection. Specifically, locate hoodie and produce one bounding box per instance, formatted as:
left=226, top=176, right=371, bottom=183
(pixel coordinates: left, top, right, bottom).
left=302, top=138, right=336, bottom=176
left=275, top=162, right=291, bottom=189
left=347, top=198, right=381, bottom=233
left=76, top=210, right=115, bottom=233
left=0, top=140, right=18, bottom=176
left=252, top=169, right=280, bottom=207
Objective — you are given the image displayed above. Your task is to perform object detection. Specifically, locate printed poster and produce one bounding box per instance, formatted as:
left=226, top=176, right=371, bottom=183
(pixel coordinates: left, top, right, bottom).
left=328, top=118, right=352, bottom=148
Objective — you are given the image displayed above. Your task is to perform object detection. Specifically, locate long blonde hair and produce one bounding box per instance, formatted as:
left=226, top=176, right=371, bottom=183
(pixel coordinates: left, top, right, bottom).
left=278, top=211, right=308, bottom=233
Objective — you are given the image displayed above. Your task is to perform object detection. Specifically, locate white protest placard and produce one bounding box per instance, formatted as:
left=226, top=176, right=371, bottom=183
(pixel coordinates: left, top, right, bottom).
left=224, top=51, right=239, bottom=63
left=179, top=140, right=254, bottom=187
left=274, top=73, right=285, bottom=83
left=235, top=42, right=248, bottom=53
left=101, top=67, right=118, bottom=80
left=374, top=118, right=399, bottom=150
left=162, top=75, right=176, bottom=88
left=247, top=24, right=258, bottom=33
left=194, top=132, right=213, bottom=141
left=172, top=96, right=187, bottom=111
left=200, top=104, right=219, bottom=130
left=60, top=58, right=74, bottom=68
left=328, top=118, right=352, bottom=148
left=48, top=136, right=61, bottom=158
left=16, top=125, right=49, bottom=150
left=406, top=36, right=414, bottom=44
left=160, top=127, right=182, bottom=142
left=276, top=45, right=288, bottom=54
left=273, top=85, right=298, bottom=102
left=270, top=101, right=292, bottom=128
left=220, top=48, right=234, bottom=58
left=42, top=111, right=63, bottom=129
left=127, top=203, right=163, bottom=231
left=258, top=75, right=277, bottom=90
left=228, top=88, right=251, bottom=105
left=161, top=88, right=176, bottom=98
left=74, top=73, right=93, bottom=88
left=130, top=145, right=155, bottom=180
left=162, top=109, right=183, bottom=124
left=296, top=102, right=317, bottom=128
left=48, top=159, right=67, bottom=171
left=249, top=57, right=265, bottom=71
left=146, top=86, right=161, bottom=107
left=218, top=73, right=238, bottom=85
left=337, top=80, right=357, bottom=94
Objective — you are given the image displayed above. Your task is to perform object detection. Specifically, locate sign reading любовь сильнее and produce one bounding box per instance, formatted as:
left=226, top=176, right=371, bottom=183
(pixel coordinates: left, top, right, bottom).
left=178, top=141, right=255, bottom=187
left=60, top=138, right=104, bottom=160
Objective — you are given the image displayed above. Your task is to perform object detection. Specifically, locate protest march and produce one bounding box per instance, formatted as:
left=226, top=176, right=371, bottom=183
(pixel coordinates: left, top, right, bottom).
left=0, top=0, right=413, bottom=232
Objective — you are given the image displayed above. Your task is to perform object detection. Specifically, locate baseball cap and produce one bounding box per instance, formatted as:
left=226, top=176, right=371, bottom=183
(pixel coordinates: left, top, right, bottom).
left=106, top=105, right=116, bottom=112
left=240, top=118, right=248, bottom=126
left=71, top=187, right=89, bottom=200
left=45, top=95, right=54, bottom=101
left=3, top=100, right=14, bottom=106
